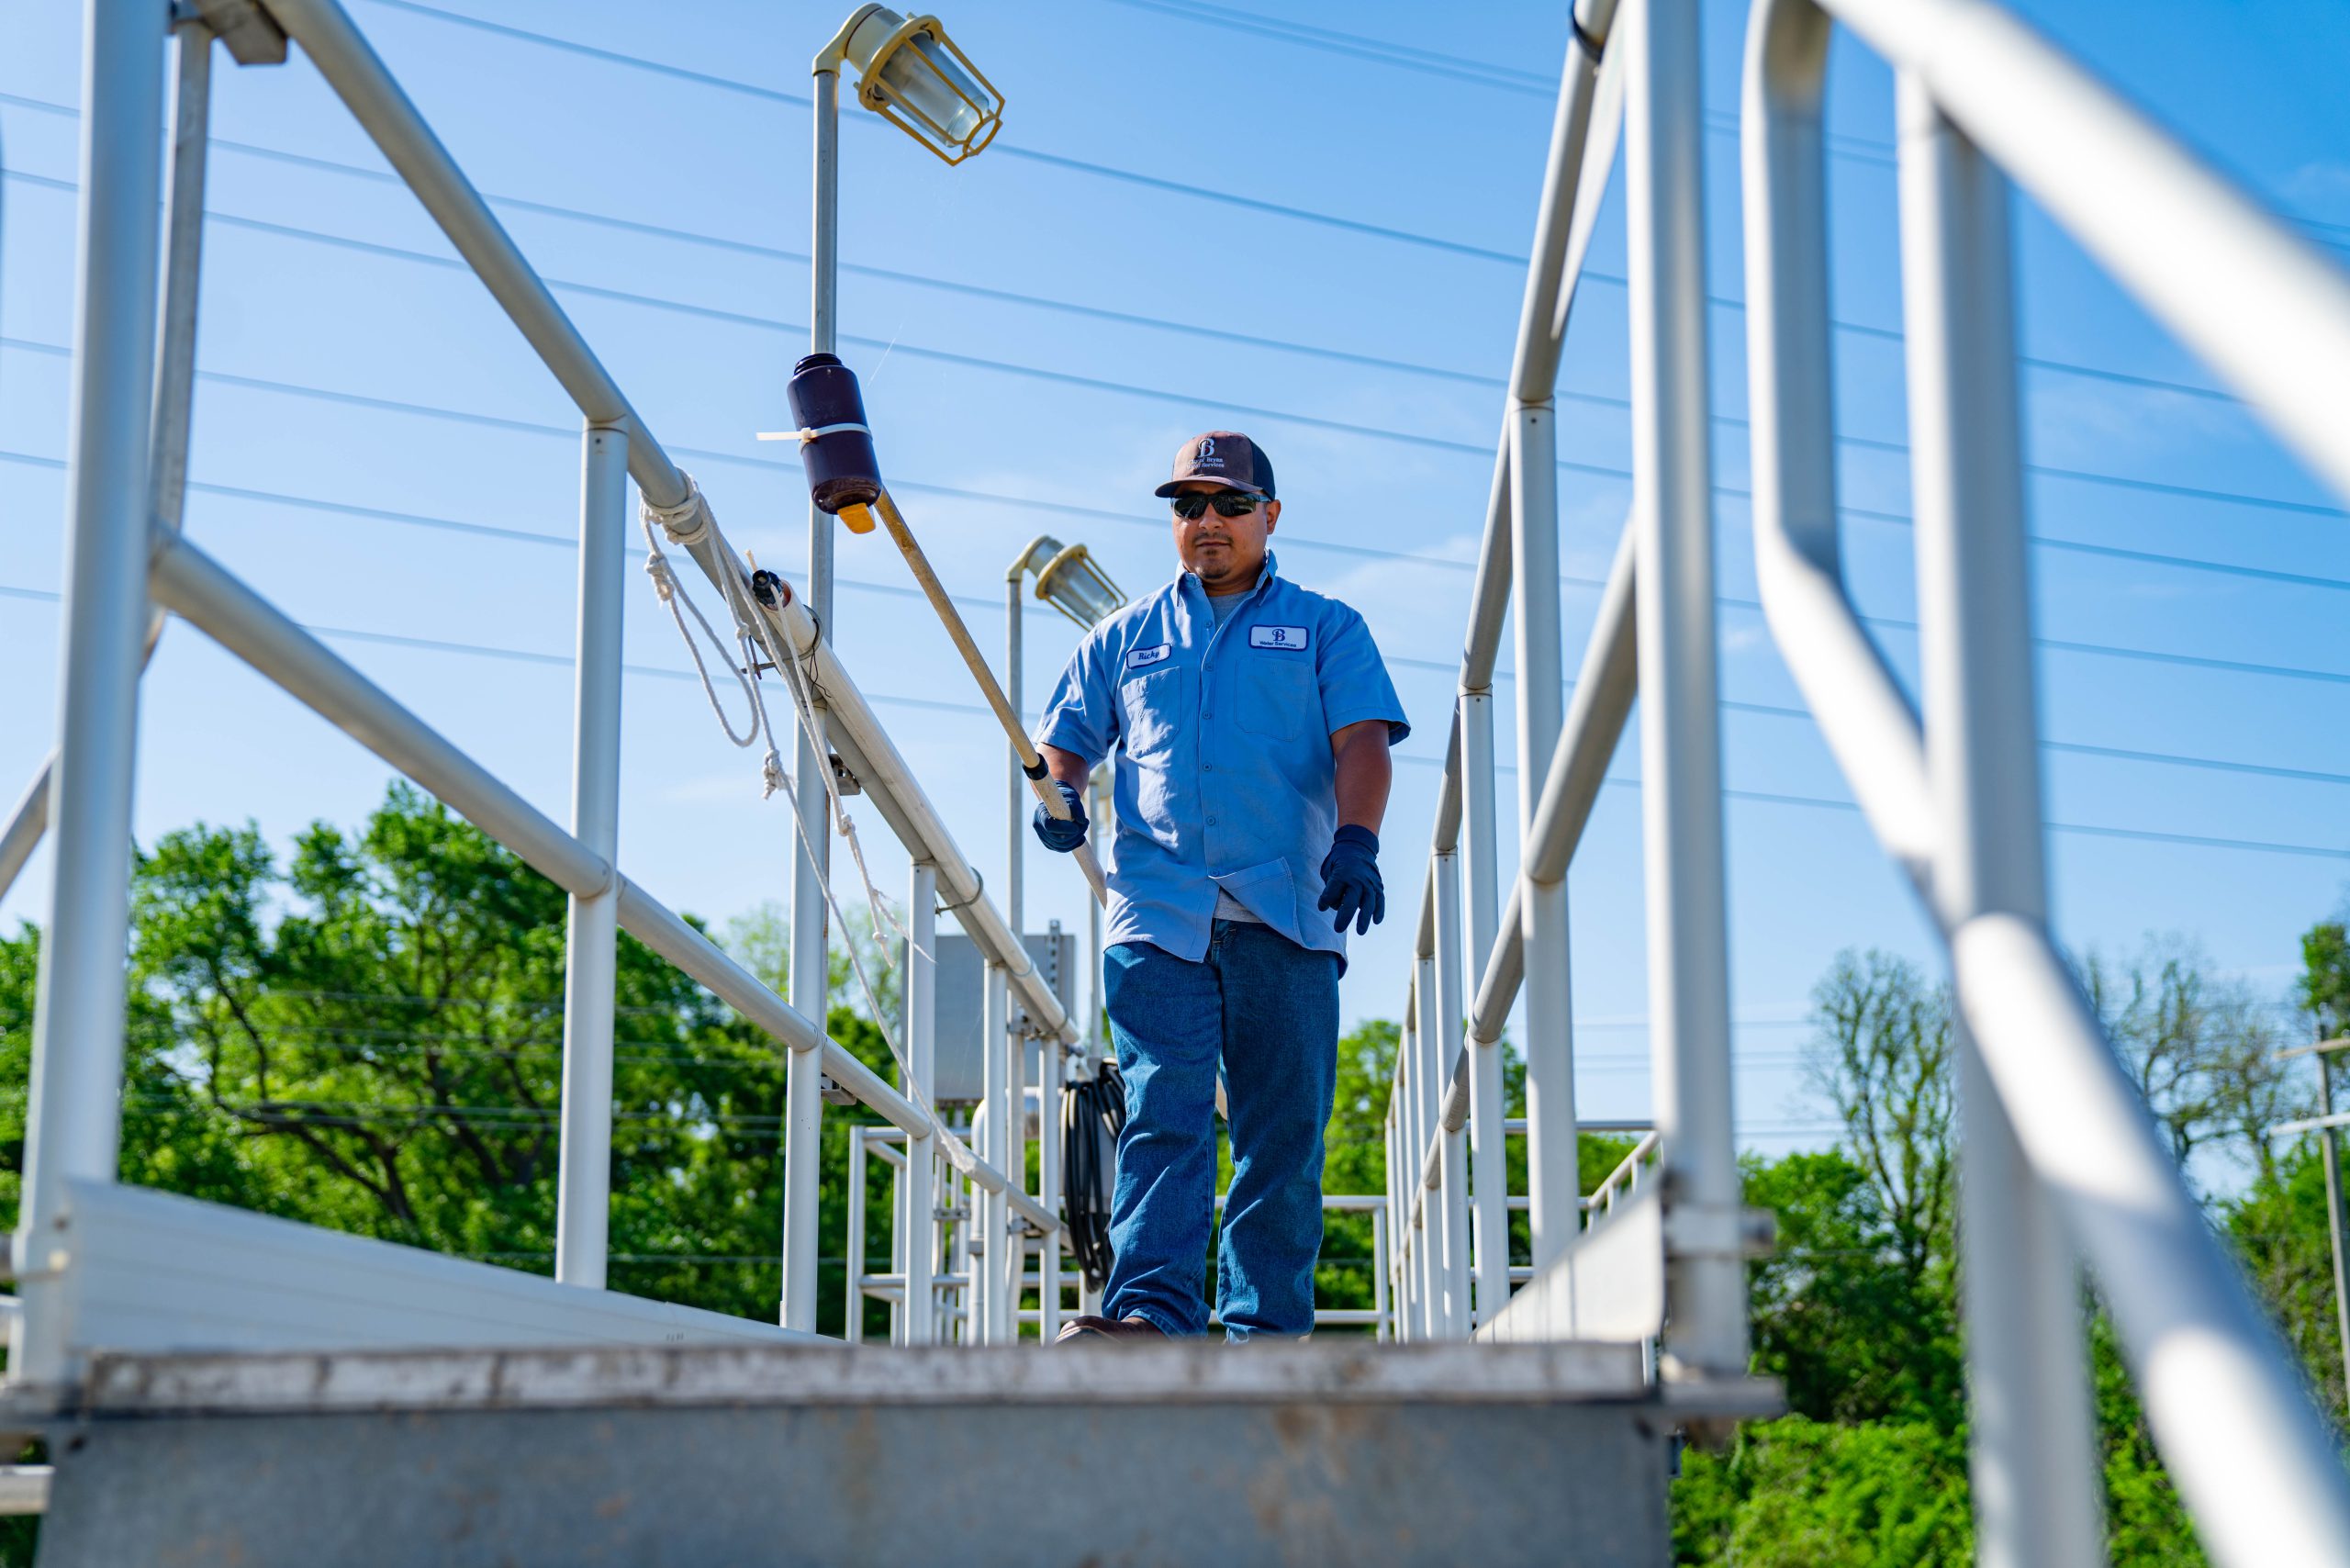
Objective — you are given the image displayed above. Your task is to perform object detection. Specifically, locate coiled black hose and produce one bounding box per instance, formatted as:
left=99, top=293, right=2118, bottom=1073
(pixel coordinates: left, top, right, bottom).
left=1060, top=1060, right=1126, bottom=1291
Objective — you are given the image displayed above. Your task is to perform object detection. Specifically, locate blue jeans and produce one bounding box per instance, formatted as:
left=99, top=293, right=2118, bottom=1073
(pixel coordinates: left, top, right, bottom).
left=1102, top=920, right=1339, bottom=1339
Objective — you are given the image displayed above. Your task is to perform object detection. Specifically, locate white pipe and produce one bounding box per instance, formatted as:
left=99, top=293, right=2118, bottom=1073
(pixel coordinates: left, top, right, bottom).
left=845, top=1126, right=869, bottom=1344
left=903, top=859, right=937, bottom=1346
left=1627, top=0, right=1743, bottom=1383
left=1899, top=72, right=2102, bottom=1564
left=554, top=422, right=628, bottom=1290
left=0, top=16, right=212, bottom=909
left=1830, top=0, right=2350, bottom=508
left=755, top=580, right=1076, bottom=1045
left=1955, top=916, right=2350, bottom=1567
left=262, top=0, right=690, bottom=508
left=783, top=49, right=842, bottom=1341
left=16, top=0, right=167, bottom=1387
left=148, top=529, right=1051, bottom=1229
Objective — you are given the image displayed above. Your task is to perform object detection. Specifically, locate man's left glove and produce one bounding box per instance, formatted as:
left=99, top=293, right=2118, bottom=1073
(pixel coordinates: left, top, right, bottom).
left=1317, top=824, right=1384, bottom=935
left=1032, top=780, right=1089, bottom=853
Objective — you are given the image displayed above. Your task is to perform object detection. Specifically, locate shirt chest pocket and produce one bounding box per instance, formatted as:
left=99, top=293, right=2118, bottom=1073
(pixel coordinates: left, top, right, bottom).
left=1237, top=652, right=1317, bottom=743
left=1120, top=664, right=1189, bottom=764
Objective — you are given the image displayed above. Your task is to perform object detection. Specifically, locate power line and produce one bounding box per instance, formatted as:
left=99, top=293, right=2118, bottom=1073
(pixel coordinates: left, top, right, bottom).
left=352, top=0, right=1527, bottom=267
left=1096, top=0, right=2350, bottom=257
left=12, top=156, right=2316, bottom=519
left=12, top=578, right=2347, bottom=866
left=14, top=410, right=2350, bottom=762
left=342, top=0, right=2350, bottom=266
left=0, top=95, right=2263, bottom=413
left=13, top=379, right=2350, bottom=711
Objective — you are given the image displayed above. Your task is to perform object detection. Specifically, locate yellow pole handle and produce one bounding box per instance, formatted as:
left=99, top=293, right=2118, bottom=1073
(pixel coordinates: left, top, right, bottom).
left=867, top=489, right=1109, bottom=906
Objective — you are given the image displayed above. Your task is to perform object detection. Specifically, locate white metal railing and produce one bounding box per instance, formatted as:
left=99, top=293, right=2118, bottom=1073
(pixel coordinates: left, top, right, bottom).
left=846, top=1124, right=1394, bottom=1340
left=1377, top=0, right=1754, bottom=1383
left=6, top=0, right=1070, bottom=1383
left=1741, top=0, right=2350, bottom=1562
left=1379, top=0, right=2350, bottom=1559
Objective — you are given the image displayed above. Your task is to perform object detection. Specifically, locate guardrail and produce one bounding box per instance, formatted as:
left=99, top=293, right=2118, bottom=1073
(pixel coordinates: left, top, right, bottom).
left=8, top=0, right=1067, bottom=1383
left=1375, top=0, right=1751, bottom=1385
left=1731, top=1, right=2350, bottom=1563
left=846, top=1123, right=1393, bottom=1340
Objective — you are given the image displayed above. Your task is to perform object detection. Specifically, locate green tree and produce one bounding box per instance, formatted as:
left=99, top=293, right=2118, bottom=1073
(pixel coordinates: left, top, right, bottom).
left=2084, top=935, right=2301, bottom=1190
left=0, top=784, right=914, bottom=1333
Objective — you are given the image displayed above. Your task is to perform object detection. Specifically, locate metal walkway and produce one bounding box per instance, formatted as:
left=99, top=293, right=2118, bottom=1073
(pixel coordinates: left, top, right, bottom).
left=6, top=0, right=2350, bottom=1562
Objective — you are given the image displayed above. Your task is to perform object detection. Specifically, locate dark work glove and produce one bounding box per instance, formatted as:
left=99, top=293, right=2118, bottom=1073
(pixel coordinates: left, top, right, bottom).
left=1317, top=824, right=1384, bottom=935
left=1031, top=780, right=1088, bottom=853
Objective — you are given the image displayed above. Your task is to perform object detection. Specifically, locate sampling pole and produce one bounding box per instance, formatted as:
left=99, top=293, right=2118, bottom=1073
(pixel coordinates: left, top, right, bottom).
left=866, top=491, right=1110, bottom=904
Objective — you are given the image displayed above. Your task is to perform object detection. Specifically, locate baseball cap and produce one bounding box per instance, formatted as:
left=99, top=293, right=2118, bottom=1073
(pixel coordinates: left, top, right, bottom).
left=1153, top=431, right=1275, bottom=499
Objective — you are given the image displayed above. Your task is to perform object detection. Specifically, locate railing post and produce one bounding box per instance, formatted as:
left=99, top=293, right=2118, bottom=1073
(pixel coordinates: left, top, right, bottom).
left=845, top=1126, right=870, bottom=1343
left=14, top=0, right=168, bottom=1387
left=1459, top=694, right=1512, bottom=1326
left=1627, top=0, right=1744, bottom=1383
left=1898, top=73, right=2103, bottom=1565
left=980, top=960, right=1010, bottom=1341
left=903, top=859, right=938, bottom=1346
left=1040, top=1036, right=1064, bottom=1342
left=1004, top=986, right=1030, bottom=1341
left=1399, top=990, right=1423, bottom=1337
left=1413, top=954, right=1446, bottom=1336
left=780, top=19, right=841, bottom=1339
left=1371, top=1202, right=1391, bottom=1341
left=1383, top=1094, right=1404, bottom=1340
left=554, top=421, right=628, bottom=1289
left=1433, top=848, right=1473, bottom=1338
left=1509, top=402, right=1581, bottom=1276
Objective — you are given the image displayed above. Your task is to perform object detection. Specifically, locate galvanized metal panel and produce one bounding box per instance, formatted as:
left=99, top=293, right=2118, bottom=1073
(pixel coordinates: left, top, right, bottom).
left=932, top=930, right=1074, bottom=1103
left=52, top=1180, right=811, bottom=1361
left=81, top=1338, right=1649, bottom=1415
left=45, top=1343, right=1673, bottom=1567
left=1483, top=1185, right=1666, bottom=1345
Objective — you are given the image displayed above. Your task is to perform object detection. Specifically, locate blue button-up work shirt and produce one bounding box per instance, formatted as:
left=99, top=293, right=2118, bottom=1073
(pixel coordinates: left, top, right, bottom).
left=1035, top=553, right=1409, bottom=964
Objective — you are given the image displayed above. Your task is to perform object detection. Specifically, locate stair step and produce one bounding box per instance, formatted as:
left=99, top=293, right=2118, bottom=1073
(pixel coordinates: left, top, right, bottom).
left=33, top=1340, right=1762, bottom=1566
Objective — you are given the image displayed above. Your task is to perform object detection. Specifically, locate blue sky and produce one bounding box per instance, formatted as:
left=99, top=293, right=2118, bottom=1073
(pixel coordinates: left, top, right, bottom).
left=6, top=0, right=2350, bottom=1155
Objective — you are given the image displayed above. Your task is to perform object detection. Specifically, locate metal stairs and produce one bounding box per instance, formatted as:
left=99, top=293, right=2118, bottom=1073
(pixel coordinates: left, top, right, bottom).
left=26, top=1339, right=1774, bottom=1567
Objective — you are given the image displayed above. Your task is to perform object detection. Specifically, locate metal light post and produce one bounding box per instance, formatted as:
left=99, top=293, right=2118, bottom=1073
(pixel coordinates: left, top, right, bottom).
left=787, top=5, right=1003, bottom=1334
left=1004, top=534, right=1125, bottom=1340
left=2272, top=1027, right=2350, bottom=1409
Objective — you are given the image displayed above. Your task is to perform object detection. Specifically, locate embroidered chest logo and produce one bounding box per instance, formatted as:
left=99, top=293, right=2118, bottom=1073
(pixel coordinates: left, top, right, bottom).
left=1248, top=625, right=1311, bottom=652
left=1126, top=642, right=1173, bottom=669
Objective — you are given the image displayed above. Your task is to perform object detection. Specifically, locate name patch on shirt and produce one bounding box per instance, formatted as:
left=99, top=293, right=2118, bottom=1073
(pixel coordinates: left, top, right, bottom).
left=1248, top=625, right=1311, bottom=652
left=1125, top=642, right=1173, bottom=669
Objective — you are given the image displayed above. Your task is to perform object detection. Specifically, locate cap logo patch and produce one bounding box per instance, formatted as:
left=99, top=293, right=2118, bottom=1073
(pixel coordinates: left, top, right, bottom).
left=1248, top=625, right=1310, bottom=652
left=1199, top=436, right=1216, bottom=457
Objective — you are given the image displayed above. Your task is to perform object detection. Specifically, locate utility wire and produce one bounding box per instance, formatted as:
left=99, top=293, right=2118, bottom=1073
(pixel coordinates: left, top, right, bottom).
left=12, top=425, right=2350, bottom=783
left=0, top=145, right=2296, bottom=498
left=0, top=98, right=2265, bottom=410
left=14, top=344, right=2347, bottom=693
left=10, top=579, right=2345, bottom=864
left=347, top=0, right=2350, bottom=273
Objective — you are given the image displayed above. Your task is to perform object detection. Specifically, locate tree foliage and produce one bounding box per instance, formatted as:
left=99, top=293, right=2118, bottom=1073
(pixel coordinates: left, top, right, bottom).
left=1681, top=940, right=2327, bottom=1564
left=0, top=785, right=904, bottom=1330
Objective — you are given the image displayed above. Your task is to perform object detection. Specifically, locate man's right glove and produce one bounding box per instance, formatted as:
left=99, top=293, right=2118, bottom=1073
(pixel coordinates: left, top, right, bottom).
left=1317, top=824, right=1384, bottom=935
left=1031, top=780, right=1089, bottom=853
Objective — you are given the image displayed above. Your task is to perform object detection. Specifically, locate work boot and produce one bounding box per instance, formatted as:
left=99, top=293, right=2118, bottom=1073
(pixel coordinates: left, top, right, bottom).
left=1054, top=1314, right=1166, bottom=1343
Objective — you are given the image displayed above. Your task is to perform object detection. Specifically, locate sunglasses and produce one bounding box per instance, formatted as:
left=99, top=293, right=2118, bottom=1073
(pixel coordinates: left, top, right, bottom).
left=1169, top=491, right=1264, bottom=521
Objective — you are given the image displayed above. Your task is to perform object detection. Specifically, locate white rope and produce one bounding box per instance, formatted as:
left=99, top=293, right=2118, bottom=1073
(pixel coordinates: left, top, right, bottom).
left=638, top=476, right=786, bottom=796
left=636, top=484, right=986, bottom=1188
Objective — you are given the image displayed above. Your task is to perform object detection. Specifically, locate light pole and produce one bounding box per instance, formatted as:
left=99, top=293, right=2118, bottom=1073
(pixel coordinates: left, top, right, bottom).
left=2274, top=1026, right=2350, bottom=1409
left=782, top=6, right=1003, bottom=1335
left=1004, top=533, right=1125, bottom=1341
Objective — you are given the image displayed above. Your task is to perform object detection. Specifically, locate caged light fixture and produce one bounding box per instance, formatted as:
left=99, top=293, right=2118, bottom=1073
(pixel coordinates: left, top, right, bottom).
left=1017, top=535, right=1127, bottom=631
left=818, top=6, right=1005, bottom=165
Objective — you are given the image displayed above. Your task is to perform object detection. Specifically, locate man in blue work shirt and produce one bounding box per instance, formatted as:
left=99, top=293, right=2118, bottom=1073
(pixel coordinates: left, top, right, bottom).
left=1034, top=431, right=1407, bottom=1341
